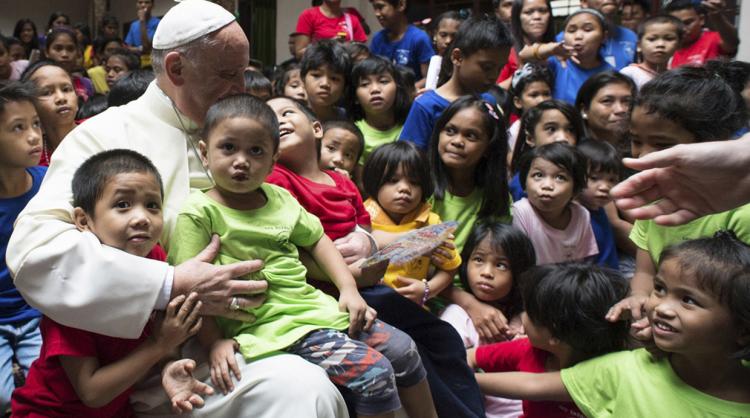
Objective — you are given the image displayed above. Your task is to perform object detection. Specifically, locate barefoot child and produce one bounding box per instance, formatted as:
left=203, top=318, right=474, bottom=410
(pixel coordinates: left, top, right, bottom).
left=12, top=149, right=203, bottom=417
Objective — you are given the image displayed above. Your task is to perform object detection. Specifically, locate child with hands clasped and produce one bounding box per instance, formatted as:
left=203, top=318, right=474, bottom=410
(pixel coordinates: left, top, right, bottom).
left=169, top=94, right=436, bottom=418
left=476, top=234, right=750, bottom=417
left=362, top=141, right=461, bottom=307
left=512, top=142, right=598, bottom=264
left=12, top=149, right=206, bottom=417
left=440, top=223, right=536, bottom=418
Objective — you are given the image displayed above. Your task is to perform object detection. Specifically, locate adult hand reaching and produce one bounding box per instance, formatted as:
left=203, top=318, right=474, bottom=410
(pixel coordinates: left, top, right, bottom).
left=172, top=234, right=268, bottom=321
left=612, top=136, right=750, bottom=226
left=333, top=231, right=373, bottom=264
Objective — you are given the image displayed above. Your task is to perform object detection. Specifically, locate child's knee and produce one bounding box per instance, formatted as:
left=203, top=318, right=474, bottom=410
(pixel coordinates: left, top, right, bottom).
left=367, top=323, right=426, bottom=387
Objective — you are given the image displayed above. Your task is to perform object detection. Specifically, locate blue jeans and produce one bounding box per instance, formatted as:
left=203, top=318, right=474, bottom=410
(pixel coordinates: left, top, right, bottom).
left=0, top=317, right=42, bottom=410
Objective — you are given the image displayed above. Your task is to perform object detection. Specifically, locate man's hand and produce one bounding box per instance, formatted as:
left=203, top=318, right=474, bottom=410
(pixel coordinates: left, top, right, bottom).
left=333, top=231, right=373, bottom=264
left=172, top=235, right=268, bottom=321
left=162, top=359, right=214, bottom=414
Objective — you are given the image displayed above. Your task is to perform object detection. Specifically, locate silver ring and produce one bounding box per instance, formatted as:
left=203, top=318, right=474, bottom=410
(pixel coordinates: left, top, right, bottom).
left=229, top=297, right=240, bottom=311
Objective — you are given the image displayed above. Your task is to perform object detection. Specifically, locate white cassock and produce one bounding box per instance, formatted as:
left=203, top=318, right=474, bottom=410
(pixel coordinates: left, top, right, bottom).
left=6, top=81, right=348, bottom=418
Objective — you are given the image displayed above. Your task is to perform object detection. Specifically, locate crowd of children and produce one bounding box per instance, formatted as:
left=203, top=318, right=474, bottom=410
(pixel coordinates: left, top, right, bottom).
left=1, top=0, right=749, bottom=416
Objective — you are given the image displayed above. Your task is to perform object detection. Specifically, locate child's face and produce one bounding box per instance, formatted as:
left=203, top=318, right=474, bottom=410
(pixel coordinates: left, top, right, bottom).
left=620, top=3, right=646, bottom=31
left=584, top=82, right=632, bottom=140
left=495, top=0, right=514, bottom=23
left=9, top=44, right=25, bottom=62
left=320, top=127, right=360, bottom=174
left=438, top=107, right=489, bottom=172
left=30, top=65, right=78, bottom=127
left=453, top=47, right=507, bottom=94
left=520, top=0, right=551, bottom=42
left=514, top=81, right=551, bottom=112
left=0, top=101, right=43, bottom=168
left=268, top=97, right=322, bottom=160
left=46, top=34, right=77, bottom=73
left=669, top=8, right=704, bottom=43
left=646, top=258, right=738, bottom=357
left=371, top=0, right=402, bottom=29
left=528, top=109, right=577, bottom=147
left=377, top=164, right=422, bottom=223
left=434, top=18, right=461, bottom=56
left=103, top=40, right=122, bottom=58
left=356, top=72, right=397, bottom=118
left=629, top=105, right=696, bottom=158
left=74, top=172, right=163, bottom=257
left=105, top=56, right=130, bottom=88
left=102, top=23, right=118, bottom=39
left=0, top=45, right=9, bottom=73
left=564, top=13, right=605, bottom=62
left=19, top=23, right=35, bottom=44
left=640, top=23, right=680, bottom=67
left=525, top=157, right=574, bottom=217
left=51, top=16, right=69, bottom=30
left=579, top=169, right=618, bottom=210
left=303, top=64, right=345, bottom=109
left=199, top=117, right=278, bottom=196
left=283, top=69, right=307, bottom=101
left=467, top=236, right=513, bottom=303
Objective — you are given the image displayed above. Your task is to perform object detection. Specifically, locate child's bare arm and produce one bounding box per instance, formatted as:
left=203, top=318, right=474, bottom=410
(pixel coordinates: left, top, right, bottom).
left=467, top=348, right=477, bottom=369
left=60, top=294, right=202, bottom=408
left=475, top=371, right=572, bottom=402
left=394, top=268, right=455, bottom=305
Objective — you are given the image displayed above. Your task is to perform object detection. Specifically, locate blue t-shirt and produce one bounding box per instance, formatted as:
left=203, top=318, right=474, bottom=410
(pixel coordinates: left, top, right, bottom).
left=588, top=206, right=619, bottom=269
left=125, top=16, right=161, bottom=48
left=400, top=90, right=496, bottom=150
left=556, top=25, right=636, bottom=71
left=548, top=56, right=614, bottom=104
left=509, top=172, right=526, bottom=202
left=0, top=166, right=46, bottom=324
left=370, top=25, right=435, bottom=79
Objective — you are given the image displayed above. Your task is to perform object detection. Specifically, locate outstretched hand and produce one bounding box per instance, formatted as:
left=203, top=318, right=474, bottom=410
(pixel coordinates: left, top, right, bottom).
left=162, top=359, right=214, bottom=414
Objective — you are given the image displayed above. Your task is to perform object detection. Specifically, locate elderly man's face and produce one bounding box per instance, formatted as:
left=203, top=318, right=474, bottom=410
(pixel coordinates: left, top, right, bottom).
left=178, top=22, right=249, bottom=125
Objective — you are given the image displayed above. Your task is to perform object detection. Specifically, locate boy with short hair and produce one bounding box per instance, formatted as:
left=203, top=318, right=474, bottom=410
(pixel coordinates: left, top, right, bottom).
left=619, top=0, right=650, bottom=32
left=0, top=81, right=45, bottom=410
left=300, top=39, right=350, bottom=122
left=12, top=149, right=206, bottom=417
left=319, top=120, right=365, bottom=179
left=665, top=0, right=739, bottom=68
left=369, top=0, right=435, bottom=88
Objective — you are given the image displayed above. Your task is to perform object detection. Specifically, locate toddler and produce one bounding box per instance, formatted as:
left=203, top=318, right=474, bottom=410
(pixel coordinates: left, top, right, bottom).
left=272, top=61, right=307, bottom=101
left=507, top=64, right=553, bottom=151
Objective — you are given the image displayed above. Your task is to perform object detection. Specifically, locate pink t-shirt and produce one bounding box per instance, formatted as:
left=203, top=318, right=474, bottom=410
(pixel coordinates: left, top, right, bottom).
left=511, top=198, right=598, bottom=264
left=670, top=30, right=727, bottom=68
left=295, top=6, right=367, bottom=42
left=475, top=339, right=584, bottom=418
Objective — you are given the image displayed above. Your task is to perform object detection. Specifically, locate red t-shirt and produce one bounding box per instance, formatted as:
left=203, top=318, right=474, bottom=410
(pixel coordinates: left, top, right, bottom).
left=295, top=6, right=367, bottom=42
left=475, top=338, right=584, bottom=418
left=266, top=164, right=370, bottom=241
left=670, top=30, right=727, bottom=68
left=11, top=246, right=166, bottom=418
left=497, top=47, right=519, bottom=84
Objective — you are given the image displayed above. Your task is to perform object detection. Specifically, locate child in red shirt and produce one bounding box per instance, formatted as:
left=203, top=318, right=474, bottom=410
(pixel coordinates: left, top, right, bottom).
left=666, top=0, right=738, bottom=68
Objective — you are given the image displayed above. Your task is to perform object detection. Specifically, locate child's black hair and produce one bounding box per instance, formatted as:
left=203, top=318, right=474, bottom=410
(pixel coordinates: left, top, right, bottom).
left=0, top=36, right=14, bottom=54
left=107, top=48, right=140, bottom=71
left=562, top=8, right=609, bottom=35
left=437, top=15, right=512, bottom=86
left=272, top=61, right=302, bottom=97
left=322, top=120, right=365, bottom=163
left=45, top=28, right=78, bottom=52
left=343, top=41, right=371, bottom=62
left=363, top=141, right=433, bottom=203
left=576, top=140, right=622, bottom=177
left=509, top=63, right=554, bottom=113
left=518, top=142, right=587, bottom=196
left=72, top=149, right=164, bottom=216
left=349, top=56, right=412, bottom=124
left=93, top=36, right=123, bottom=56
left=46, top=12, right=70, bottom=31
left=300, top=39, right=351, bottom=84
left=244, top=70, right=273, bottom=97
left=431, top=10, right=465, bottom=32
left=511, top=99, right=584, bottom=173
left=659, top=231, right=750, bottom=361
left=202, top=94, right=280, bottom=152
left=704, top=60, right=750, bottom=120
left=107, top=69, right=155, bottom=107
left=485, top=84, right=512, bottom=125
left=520, top=263, right=630, bottom=360
left=98, top=15, right=119, bottom=37
left=73, top=22, right=92, bottom=47
left=460, top=222, right=536, bottom=319
left=636, top=66, right=745, bottom=142
left=396, top=65, right=417, bottom=98
left=664, top=0, right=702, bottom=14
left=13, top=19, right=40, bottom=55
left=575, top=71, right=636, bottom=113
left=428, top=95, right=510, bottom=219
left=510, top=0, right=556, bottom=52
left=636, top=14, right=684, bottom=41
left=77, top=94, right=109, bottom=119
left=0, top=81, right=37, bottom=116
left=623, top=0, right=651, bottom=15
left=20, top=59, right=71, bottom=83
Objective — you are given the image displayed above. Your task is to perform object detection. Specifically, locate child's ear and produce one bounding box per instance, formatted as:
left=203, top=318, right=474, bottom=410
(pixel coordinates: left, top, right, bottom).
left=73, top=207, right=91, bottom=232
left=198, top=140, right=209, bottom=168
left=311, top=120, right=324, bottom=140
left=513, top=96, right=523, bottom=111
left=525, top=132, right=536, bottom=147
left=397, top=0, right=407, bottom=12
left=450, top=48, right=463, bottom=67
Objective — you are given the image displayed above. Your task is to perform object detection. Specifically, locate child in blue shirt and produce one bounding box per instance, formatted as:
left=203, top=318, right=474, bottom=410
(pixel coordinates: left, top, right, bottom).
left=369, top=0, right=435, bottom=87
left=0, top=81, right=46, bottom=409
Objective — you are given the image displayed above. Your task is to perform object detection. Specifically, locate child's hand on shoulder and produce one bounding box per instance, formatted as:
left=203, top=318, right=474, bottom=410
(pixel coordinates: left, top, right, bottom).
left=209, top=338, right=241, bottom=395
left=154, top=293, right=203, bottom=354
left=338, top=289, right=376, bottom=337
left=394, top=276, right=427, bottom=305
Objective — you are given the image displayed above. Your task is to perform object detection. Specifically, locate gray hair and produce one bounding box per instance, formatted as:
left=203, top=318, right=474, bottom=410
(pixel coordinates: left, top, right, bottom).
left=150, top=32, right=223, bottom=76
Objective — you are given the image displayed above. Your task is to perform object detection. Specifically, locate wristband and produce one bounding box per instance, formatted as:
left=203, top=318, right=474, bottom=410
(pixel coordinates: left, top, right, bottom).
left=420, top=279, right=430, bottom=306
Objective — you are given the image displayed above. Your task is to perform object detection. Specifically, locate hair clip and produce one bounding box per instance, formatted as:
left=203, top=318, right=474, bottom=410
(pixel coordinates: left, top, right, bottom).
left=484, top=102, right=500, bottom=121
left=511, top=63, right=535, bottom=91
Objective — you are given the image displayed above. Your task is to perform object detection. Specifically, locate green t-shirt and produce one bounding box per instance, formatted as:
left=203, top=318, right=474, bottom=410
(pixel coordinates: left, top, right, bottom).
left=630, top=204, right=750, bottom=265
left=561, top=349, right=750, bottom=417
left=355, top=119, right=403, bottom=165
left=168, top=184, right=349, bottom=360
